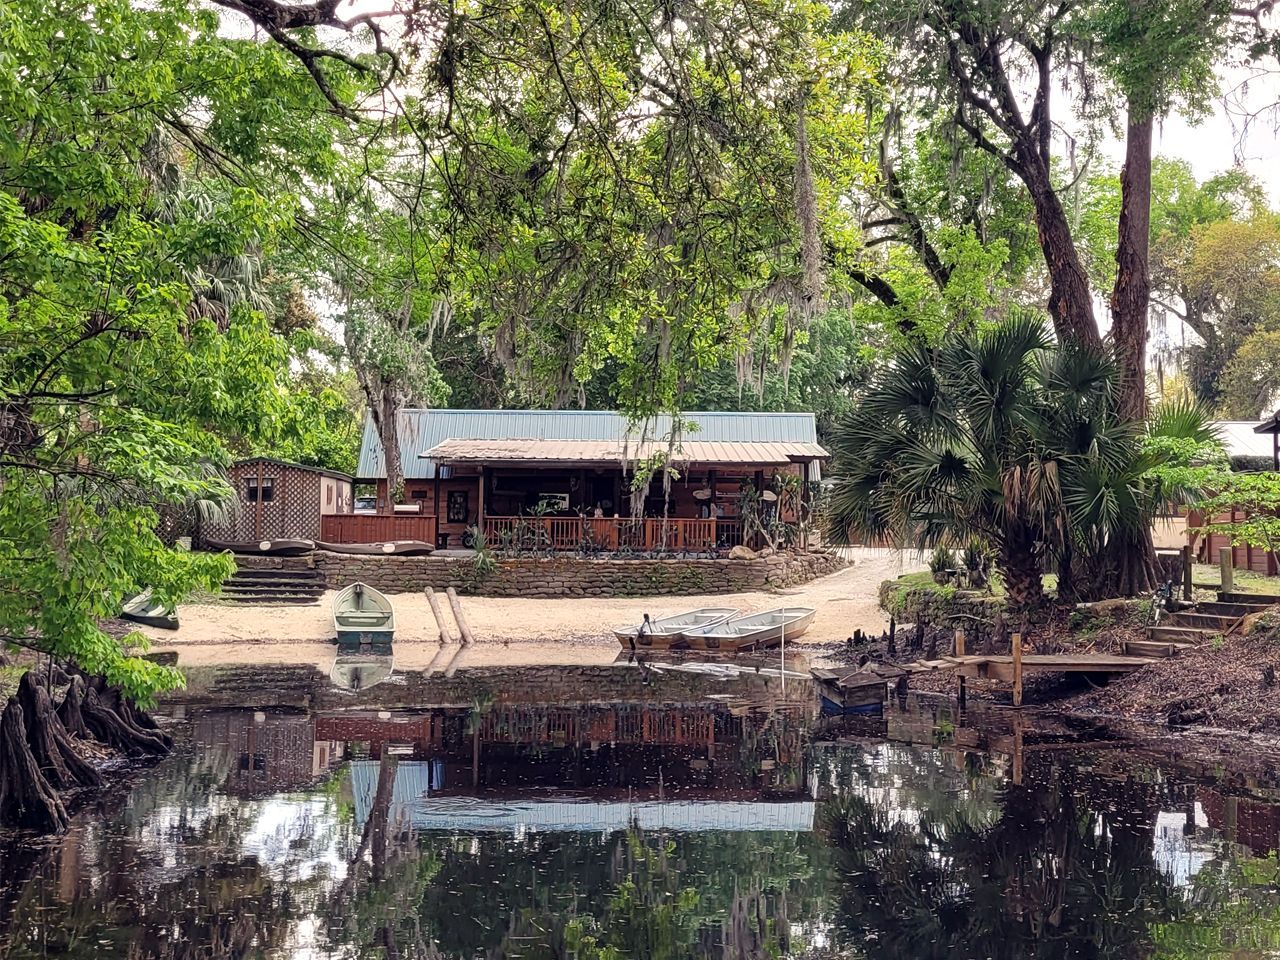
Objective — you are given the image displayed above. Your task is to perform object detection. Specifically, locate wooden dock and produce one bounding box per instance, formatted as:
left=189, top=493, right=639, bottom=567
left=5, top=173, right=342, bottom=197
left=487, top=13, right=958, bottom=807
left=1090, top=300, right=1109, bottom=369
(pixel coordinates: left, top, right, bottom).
left=900, top=631, right=1157, bottom=706
left=904, top=652, right=1157, bottom=683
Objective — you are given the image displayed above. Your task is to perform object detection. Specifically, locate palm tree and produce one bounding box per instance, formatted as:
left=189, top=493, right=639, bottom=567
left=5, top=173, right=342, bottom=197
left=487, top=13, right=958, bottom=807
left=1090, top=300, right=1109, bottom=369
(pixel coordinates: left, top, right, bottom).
left=824, top=315, right=1199, bottom=611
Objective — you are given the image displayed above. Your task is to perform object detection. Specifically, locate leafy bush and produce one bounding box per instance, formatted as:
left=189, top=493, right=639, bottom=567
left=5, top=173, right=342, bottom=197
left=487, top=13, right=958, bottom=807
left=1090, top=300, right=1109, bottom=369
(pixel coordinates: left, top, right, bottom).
left=929, top=546, right=957, bottom=583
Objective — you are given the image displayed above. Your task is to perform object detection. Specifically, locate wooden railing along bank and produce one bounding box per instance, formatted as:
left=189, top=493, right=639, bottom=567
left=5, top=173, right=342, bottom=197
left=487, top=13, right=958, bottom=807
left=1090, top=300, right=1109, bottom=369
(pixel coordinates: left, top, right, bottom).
left=482, top=516, right=746, bottom=553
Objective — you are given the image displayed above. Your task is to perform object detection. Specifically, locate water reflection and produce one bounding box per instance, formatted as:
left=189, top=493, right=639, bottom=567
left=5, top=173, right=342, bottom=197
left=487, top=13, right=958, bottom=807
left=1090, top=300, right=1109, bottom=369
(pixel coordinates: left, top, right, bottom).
left=2, top=673, right=1280, bottom=958
left=331, top=654, right=396, bottom=694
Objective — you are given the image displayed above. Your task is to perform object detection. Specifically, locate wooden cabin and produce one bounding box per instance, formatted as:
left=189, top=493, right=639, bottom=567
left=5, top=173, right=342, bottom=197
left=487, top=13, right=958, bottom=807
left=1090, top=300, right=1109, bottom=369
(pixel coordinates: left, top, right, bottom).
left=200, top=457, right=353, bottom=543
left=354, top=409, right=828, bottom=550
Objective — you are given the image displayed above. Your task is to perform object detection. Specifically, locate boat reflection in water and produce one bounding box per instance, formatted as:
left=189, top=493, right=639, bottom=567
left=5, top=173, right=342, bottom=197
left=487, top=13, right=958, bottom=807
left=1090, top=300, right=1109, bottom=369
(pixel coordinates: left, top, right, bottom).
left=330, top=653, right=395, bottom=693
left=3, top=667, right=1280, bottom=959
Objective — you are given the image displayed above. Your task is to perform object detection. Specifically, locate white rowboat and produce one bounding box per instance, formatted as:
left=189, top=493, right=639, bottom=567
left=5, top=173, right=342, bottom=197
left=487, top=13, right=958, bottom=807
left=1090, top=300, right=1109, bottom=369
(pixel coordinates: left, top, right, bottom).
left=683, top=607, right=816, bottom=652
left=333, top=582, right=395, bottom=648
left=613, top=607, right=739, bottom=649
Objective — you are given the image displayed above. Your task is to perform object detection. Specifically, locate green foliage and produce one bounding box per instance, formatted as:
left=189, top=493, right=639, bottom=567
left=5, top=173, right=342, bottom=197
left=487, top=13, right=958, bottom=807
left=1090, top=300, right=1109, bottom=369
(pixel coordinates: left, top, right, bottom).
left=1220, top=329, right=1280, bottom=420
left=0, top=0, right=353, bottom=701
left=1194, top=472, right=1280, bottom=557
left=929, top=547, right=957, bottom=576
left=828, top=316, right=1216, bottom=606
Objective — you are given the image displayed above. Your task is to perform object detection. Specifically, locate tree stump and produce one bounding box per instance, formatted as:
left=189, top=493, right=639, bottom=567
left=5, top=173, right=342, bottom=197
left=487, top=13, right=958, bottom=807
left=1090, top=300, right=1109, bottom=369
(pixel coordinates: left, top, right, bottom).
left=0, top=699, right=68, bottom=833
left=57, top=675, right=90, bottom=739
left=17, top=672, right=100, bottom=790
left=81, top=687, right=168, bottom=757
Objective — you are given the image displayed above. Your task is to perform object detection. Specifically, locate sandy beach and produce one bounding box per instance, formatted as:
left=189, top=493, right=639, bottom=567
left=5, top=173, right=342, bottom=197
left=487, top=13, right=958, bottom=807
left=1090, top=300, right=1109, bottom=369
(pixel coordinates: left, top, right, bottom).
left=138, top=549, right=923, bottom=664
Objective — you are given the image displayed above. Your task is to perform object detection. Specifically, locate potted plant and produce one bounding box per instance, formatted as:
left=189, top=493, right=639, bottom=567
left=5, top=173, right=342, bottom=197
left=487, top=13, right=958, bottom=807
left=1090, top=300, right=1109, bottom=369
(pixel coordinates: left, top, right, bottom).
left=929, top=546, right=957, bottom=585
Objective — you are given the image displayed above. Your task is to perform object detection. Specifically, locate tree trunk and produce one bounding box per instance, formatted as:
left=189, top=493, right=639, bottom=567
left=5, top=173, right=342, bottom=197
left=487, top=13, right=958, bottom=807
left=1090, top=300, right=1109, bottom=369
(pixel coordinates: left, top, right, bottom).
left=0, top=699, right=68, bottom=833
left=1111, top=107, right=1154, bottom=422
left=17, top=672, right=100, bottom=790
left=377, top=389, right=404, bottom=506
left=1022, top=158, right=1102, bottom=349
left=370, top=747, right=397, bottom=882
left=999, top=533, right=1046, bottom=614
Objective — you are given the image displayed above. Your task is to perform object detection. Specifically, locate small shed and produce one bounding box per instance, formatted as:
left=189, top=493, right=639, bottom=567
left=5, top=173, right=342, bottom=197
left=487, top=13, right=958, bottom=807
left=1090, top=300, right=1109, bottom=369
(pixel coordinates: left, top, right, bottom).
left=201, top=457, right=353, bottom=543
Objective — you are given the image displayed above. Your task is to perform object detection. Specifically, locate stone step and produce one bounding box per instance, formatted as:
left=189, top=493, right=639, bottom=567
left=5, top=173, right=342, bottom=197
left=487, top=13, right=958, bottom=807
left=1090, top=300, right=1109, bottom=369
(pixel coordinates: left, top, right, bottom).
left=1197, top=600, right=1274, bottom=618
left=1219, top=591, right=1280, bottom=606
left=218, top=583, right=322, bottom=599
left=1169, top=611, right=1240, bottom=630
left=230, top=568, right=324, bottom=582
left=1123, top=639, right=1196, bottom=659
left=223, top=577, right=326, bottom=592
left=230, top=555, right=317, bottom=572
left=217, top=594, right=322, bottom=606
left=1147, top=624, right=1221, bottom=642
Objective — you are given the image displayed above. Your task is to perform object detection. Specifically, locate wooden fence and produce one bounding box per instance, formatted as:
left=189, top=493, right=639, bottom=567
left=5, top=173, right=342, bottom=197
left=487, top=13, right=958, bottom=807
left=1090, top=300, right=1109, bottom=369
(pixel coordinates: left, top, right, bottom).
left=320, top=514, right=439, bottom=545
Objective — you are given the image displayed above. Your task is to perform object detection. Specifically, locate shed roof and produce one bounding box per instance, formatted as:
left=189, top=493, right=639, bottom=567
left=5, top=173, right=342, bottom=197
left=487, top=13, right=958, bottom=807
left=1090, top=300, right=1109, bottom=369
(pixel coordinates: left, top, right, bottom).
left=232, top=456, right=353, bottom=483
left=357, top=409, right=823, bottom=480
left=422, top=437, right=827, bottom=466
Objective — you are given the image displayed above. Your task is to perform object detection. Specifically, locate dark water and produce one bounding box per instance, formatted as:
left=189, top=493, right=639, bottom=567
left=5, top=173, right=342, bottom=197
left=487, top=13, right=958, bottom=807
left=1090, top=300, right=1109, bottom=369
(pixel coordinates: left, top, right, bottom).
left=3, top=664, right=1280, bottom=959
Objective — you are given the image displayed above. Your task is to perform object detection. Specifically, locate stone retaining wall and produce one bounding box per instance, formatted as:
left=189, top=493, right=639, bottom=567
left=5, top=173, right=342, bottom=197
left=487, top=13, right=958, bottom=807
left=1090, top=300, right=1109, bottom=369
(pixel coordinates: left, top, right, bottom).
left=309, top=549, right=845, bottom=597
left=878, top=575, right=1005, bottom=624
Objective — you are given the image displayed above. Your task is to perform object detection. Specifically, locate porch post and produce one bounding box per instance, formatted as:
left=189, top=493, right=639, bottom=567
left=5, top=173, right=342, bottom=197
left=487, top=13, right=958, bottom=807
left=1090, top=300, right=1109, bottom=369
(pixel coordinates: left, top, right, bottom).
left=753, top=469, right=765, bottom=549
left=477, top=465, right=486, bottom=536
left=709, top=469, right=718, bottom=549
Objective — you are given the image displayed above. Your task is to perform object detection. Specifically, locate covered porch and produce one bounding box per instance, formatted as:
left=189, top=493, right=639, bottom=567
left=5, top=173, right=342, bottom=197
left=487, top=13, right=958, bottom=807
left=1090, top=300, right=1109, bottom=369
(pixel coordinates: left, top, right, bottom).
left=420, top=437, right=826, bottom=554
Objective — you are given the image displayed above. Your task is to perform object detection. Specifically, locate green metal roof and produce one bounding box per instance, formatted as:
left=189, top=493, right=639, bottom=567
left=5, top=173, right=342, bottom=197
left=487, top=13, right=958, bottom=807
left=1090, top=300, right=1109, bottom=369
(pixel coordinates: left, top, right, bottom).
left=355, top=409, right=822, bottom=480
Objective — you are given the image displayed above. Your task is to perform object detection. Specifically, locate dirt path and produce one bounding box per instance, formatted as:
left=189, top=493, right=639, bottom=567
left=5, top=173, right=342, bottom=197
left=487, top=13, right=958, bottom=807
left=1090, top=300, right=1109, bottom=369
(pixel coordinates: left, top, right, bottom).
left=139, top=549, right=922, bottom=663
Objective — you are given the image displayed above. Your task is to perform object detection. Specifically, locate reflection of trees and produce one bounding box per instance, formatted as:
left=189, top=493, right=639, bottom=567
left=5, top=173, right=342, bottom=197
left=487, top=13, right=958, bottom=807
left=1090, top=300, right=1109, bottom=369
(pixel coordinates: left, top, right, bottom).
left=821, top=746, right=1183, bottom=959
left=325, top=750, right=444, bottom=959
left=401, top=827, right=831, bottom=959
left=1151, top=851, right=1280, bottom=958
left=0, top=722, right=341, bottom=959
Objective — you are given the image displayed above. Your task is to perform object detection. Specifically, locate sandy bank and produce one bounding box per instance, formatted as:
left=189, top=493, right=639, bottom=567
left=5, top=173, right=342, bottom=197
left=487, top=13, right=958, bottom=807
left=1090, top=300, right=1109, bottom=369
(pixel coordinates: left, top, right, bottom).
left=138, top=549, right=923, bottom=658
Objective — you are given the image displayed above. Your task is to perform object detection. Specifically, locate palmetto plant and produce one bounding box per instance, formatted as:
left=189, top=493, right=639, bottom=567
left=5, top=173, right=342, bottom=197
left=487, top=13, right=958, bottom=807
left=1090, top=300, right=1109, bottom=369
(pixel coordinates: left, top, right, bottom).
left=825, top=316, right=1206, bottom=611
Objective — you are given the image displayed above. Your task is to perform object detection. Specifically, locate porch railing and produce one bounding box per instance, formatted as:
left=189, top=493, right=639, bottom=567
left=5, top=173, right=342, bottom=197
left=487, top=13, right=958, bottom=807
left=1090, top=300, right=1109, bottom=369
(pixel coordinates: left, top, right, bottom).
left=320, top=514, right=439, bottom=545
left=482, top=516, right=748, bottom=554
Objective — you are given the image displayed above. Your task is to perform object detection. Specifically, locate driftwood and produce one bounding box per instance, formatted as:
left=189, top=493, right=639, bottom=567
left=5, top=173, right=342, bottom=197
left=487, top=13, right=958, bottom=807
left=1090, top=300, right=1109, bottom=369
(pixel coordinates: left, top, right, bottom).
left=0, top=698, right=68, bottom=833
left=17, top=672, right=100, bottom=790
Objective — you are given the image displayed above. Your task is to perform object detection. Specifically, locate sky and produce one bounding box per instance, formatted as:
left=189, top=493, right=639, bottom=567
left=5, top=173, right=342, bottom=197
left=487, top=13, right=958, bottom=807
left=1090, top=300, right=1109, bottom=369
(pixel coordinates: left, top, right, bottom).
left=1099, top=63, right=1280, bottom=202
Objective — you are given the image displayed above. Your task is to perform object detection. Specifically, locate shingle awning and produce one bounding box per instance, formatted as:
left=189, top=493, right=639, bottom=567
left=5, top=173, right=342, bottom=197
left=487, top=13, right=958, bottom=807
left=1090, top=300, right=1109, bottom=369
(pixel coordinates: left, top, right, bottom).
left=421, top=438, right=828, bottom=466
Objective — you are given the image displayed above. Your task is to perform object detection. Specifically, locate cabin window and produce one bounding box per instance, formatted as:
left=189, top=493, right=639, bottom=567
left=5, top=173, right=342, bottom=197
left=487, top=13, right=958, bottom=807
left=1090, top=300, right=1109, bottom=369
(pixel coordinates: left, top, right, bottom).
left=326, top=484, right=334, bottom=506
left=411, top=489, right=428, bottom=500
left=447, top=490, right=469, bottom=523
left=246, top=477, right=275, bottom=502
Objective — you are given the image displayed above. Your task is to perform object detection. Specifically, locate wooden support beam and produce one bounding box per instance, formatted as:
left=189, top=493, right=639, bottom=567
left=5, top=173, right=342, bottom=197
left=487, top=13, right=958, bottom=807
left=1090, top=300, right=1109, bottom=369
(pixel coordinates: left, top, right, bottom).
left=1011, top=632, right=1023, bottom=708
left=446, top=587, right=474, bottom=646
left=954, top=629, right=966, bottom=708
left=1181, top=545, right=1193, bottom=601
left=426, top=587, right=456, bottom=644
left=1220, top=546, right=1234, bottom=595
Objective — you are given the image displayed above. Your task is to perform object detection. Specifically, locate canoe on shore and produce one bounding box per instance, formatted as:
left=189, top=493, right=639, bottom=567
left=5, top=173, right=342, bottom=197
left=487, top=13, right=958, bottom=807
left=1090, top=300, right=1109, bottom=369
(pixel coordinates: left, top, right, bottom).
left=683, top=607, right=817, bottom=652
left=613, top=607, right=739, bottom=650
left=333, top=582, right=395, bottom=648
left=204, top=538, right=316, bottom=556
left=315, top=540, right=434, bottom=557
left=120, top=591, right=179, bottom=631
